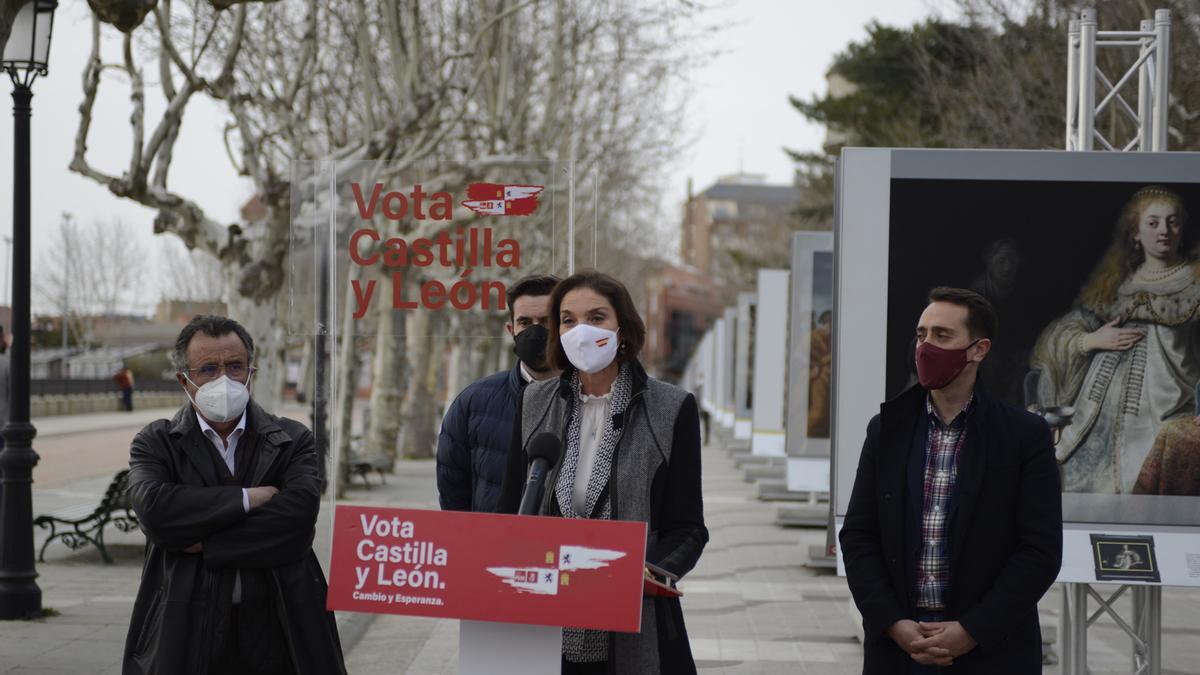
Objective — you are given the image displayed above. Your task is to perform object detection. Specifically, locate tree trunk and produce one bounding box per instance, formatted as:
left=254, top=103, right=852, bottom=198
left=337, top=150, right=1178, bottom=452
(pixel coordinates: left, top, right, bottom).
left=445, top=342, right=463, bottom=408
left=296, top=336, right=313, bottom=403
left=333, top=266, right=364, bottom=497
left=399, top=310, right=443, bottom=459
left=365, top=273, right=407, bottom=462
left=488, top=337, right=503, bottom=381
left=491, top=336, right=508, bottom=376
left=226, top=279, right=284, bottom=415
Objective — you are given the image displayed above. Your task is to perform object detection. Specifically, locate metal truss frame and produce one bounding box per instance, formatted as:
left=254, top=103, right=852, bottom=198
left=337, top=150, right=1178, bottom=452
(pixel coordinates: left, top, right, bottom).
left=1060, top=8, right=1172, bottom=674
left=1065, top=8, right=1171, bottom=152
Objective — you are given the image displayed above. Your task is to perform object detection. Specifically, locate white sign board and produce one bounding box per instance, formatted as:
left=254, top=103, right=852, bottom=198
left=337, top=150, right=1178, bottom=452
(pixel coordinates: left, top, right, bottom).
left=751, top=269, right=789, bottom=457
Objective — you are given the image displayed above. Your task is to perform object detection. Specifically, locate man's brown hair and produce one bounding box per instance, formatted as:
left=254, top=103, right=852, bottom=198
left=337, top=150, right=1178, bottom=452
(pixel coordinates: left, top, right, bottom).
left=506, top=274, right=561, bottom=321
left=927, top=286, right=999, bottom=340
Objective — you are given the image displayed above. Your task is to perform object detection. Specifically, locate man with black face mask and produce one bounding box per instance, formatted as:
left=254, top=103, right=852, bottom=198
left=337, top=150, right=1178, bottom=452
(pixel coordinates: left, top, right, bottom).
left=436, top=274, right=561, bottom=512
left=840, top=287, right=1062, bottom=675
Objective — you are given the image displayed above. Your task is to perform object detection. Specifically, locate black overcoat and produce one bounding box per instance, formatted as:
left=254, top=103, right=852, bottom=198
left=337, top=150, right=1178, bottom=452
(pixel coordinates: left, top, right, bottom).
left=839, top=384, right=1063, bottom=674
left=496, top=362, right=708, bottom=675
left=122, top=402, right=345, bottom=675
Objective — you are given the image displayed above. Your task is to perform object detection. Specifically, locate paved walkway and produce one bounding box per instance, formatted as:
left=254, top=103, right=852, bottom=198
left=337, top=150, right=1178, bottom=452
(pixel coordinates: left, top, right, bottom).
left=3, top=409, right=1200, bottom=674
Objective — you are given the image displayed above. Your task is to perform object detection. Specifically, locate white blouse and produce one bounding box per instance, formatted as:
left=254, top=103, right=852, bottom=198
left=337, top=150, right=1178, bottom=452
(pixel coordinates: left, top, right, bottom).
left=573, top=391, right=613, bottom=515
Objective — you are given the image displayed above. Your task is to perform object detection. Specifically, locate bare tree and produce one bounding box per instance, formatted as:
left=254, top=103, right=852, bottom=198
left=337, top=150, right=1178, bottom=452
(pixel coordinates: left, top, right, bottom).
left=72, top=1, right=308, bottom=411
left=34, top=213, right=149, bottom=345
left=792, top=0, right=1200, bottom=226
left=928, top=0, right=1200, bottom=151
left=158, top=236, right=226, bottom=302
left=73, top=0, right=706, bottom=490
left=0, top=0, right=27, bottom=62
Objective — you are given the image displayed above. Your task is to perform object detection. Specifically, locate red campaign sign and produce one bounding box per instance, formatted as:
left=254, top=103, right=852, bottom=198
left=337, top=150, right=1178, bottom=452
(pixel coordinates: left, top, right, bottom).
left=344, top=180, right=545, bottom=318
left=326, top=506, right=648, bottom=633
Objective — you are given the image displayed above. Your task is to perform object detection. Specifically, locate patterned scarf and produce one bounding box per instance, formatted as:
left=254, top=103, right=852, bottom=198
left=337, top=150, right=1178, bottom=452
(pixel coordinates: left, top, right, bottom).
left=557, top=363, right=633, bottom=662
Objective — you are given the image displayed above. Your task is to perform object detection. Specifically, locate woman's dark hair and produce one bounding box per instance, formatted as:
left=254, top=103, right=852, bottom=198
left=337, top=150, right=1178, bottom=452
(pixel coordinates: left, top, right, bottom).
left=927, top=286, right=998, bottom=340
left=546, top=270, right=646, bottom=371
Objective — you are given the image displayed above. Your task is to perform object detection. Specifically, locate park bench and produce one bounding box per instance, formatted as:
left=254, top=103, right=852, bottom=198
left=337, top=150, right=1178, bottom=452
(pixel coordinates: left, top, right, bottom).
left=348, top=434, right=394, bottom=488
left=33, top=469, right=140, bottom=564
left=349, top=454, right=393, bottom=488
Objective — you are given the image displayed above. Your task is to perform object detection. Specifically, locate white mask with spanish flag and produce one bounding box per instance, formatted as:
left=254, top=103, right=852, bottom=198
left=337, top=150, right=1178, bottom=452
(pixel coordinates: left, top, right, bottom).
left=560, top=324, right=620, bottom=374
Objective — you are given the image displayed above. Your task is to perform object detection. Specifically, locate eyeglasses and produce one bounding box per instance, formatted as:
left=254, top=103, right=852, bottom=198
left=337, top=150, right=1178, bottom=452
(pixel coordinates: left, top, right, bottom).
left=184, top=362, right=253, bottom=383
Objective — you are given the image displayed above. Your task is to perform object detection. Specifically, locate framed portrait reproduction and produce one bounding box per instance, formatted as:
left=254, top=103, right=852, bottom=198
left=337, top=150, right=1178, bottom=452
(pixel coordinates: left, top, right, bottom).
left=786, top=232, right=834, bottom=492
left=833, top=148, right=1200, bottom=530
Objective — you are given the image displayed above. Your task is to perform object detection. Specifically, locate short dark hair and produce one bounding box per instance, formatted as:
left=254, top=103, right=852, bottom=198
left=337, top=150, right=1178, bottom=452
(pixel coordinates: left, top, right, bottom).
left=547, top=270, right=646, bottom=371
left=506, top=274, right=561, bottom=321
left=927, top=286, right=998, bottom=340
left=171, top=315, right=256, bottom=372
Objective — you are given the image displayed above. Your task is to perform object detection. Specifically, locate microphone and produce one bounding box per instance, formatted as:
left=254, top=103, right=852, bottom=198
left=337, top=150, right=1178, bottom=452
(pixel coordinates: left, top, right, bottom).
left=518, top=432, right=562, bottom=516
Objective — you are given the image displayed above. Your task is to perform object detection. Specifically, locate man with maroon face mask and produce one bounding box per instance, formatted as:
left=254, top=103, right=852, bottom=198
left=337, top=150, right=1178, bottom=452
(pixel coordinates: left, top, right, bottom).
left=840, top=286, right=1062, bottom=675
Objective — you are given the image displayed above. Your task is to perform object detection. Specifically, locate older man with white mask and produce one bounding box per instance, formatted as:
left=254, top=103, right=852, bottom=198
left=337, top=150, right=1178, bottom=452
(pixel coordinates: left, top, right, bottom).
left=123, top=315, right=345, bottom=675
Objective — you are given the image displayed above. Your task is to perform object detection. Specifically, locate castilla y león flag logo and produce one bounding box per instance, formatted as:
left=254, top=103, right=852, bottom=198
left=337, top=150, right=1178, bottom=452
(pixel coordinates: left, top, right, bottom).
left=462, top=183, right=544, bottom=216
left=487, top=545, right=626, bottom=596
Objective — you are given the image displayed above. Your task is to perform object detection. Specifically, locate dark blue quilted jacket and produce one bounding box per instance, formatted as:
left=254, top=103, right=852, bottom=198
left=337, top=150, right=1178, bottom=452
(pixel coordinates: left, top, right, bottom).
left=436, top=362, right=525, bottom=512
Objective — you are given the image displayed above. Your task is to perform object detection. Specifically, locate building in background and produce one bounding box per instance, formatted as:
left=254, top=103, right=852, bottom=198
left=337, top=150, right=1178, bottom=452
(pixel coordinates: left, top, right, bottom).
left=155, top=299, right=229, bottom=325
left=680, top=173, right=808, bottom=290
left=640, top=262, right=725, bottom=383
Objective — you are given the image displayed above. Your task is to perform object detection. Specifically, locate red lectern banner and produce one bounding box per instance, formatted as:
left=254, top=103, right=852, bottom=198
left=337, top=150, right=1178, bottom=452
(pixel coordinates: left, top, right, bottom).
left=326, top=505, right=648, bottom=632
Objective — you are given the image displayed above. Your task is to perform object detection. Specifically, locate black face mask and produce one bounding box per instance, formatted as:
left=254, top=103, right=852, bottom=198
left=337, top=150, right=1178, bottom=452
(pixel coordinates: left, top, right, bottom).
left=513, top=324, right=551, bottom=372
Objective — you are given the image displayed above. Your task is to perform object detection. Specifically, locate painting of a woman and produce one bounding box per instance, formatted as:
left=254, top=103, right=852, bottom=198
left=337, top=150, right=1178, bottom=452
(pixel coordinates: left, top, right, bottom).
left=1031, top=185, right=1199, bottom=494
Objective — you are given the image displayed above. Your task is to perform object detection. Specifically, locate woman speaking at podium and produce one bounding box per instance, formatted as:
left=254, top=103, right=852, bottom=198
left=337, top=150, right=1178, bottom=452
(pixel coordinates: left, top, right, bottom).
left=498, top=270, right=708, bottom=674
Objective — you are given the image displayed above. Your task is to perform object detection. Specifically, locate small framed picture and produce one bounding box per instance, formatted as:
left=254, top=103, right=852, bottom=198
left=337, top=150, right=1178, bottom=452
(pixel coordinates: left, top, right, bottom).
left=1090, top=534, right=1160, bottom=583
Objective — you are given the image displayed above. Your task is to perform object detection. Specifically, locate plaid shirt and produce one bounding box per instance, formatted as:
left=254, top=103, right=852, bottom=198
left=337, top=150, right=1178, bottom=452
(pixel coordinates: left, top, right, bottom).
left=915, top=395, right=973, bottom=611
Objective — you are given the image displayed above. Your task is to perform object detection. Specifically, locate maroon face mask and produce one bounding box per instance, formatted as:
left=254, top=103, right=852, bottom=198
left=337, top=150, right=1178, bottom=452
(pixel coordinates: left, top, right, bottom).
left=915, top=339, right=981, bottom=390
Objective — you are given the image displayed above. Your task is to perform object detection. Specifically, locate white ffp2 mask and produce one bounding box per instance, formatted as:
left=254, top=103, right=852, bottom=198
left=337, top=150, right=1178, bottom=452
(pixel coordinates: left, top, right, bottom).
left=185, top=374, right=251, bottom=423
left=560, top=324, right=619, bottom=374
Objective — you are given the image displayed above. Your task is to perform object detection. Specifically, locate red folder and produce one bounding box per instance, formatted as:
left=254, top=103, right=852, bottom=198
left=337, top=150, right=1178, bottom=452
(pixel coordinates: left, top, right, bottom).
left=643, top=576, right=683, bottom=597
left=643, top=561, right=683, bottom=597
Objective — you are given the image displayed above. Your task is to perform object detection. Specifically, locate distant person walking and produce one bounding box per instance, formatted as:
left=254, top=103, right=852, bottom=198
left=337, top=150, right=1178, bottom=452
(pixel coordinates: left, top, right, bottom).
left=115, top=364, right=135, bottom=412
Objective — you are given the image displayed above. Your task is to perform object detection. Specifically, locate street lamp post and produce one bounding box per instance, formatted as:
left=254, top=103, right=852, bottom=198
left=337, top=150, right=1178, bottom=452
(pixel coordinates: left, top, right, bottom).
left=0, top=0, right=58, bottom=620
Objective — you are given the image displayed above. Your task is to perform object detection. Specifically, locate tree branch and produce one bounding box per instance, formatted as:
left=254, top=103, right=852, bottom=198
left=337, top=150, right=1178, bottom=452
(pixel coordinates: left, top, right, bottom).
left=124, top=33, right=146, bottom=189
left=70, top=16, right=110, bottom=186
left=0, top=0, right=27, bottom=62
left=154, top=1, right=202, bottom=86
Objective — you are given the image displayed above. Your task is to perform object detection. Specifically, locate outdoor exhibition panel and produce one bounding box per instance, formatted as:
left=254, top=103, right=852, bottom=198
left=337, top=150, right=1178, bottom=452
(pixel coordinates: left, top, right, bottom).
left=705, top=317, right=724, bottom=422
left=719, top=307, right=737, bottom=428
left=733, top=292, right=755, bottom=440
left=832, top=147, right=1200, bottom=585
left=750, top=269, right=789, bottom=457
left=697, top=331, right=715, bottom=415
left=785, top=231, right=834, bottom=493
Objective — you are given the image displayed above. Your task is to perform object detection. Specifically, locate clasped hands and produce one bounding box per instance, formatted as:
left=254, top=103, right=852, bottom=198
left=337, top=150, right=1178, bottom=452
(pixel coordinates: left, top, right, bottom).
left=183, top=486, right=279, bottom=554
left=888, top=619, right=977, bottom=666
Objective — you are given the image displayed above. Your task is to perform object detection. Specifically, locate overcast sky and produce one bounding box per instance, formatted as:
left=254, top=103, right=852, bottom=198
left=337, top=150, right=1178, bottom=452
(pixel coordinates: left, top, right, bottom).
left=668, top=0, right=949, bottom=205
left=0, top=1, right=948, bottom=315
